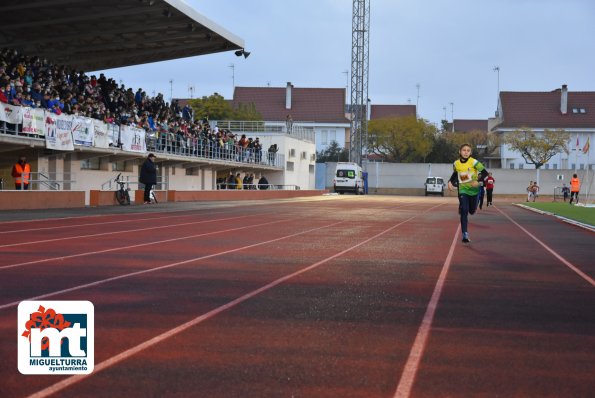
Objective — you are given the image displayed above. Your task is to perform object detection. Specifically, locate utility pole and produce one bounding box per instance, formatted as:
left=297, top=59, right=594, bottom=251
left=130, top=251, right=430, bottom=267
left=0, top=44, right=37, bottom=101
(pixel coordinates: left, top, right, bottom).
left=342, top=70, right=349, bottom=90
left=416, top=83, right=420, bottom=119
left=169, top=79, right=173, bottom=103
left=450, top=102, right=454, bottom=132
left=228, top=63, right=235, bottom=92
left=349, top=0, right=371, bottom=166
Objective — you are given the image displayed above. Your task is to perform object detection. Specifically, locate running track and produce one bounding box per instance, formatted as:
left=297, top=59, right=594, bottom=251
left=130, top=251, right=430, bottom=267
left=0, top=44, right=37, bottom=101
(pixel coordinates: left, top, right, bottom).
left=0, top=196, right=593, bottom=398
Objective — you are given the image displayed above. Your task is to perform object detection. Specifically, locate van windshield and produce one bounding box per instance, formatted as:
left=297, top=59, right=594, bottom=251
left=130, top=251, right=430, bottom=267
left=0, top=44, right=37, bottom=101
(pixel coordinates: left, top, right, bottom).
left=337, top=169, right=356, bottom=178
left=426, top=177, right=436, bottom=184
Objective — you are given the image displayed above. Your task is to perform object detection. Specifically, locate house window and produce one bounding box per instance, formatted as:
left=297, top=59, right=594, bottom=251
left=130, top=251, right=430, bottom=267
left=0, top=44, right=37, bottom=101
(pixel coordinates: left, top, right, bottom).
left=309, top=165, right=315, bottom=173
left=329, top=130, right=336, bottom=143
left=321, top=130, right=328, bottom=145
left=112, top=160, right=129, bottom=172
left=81, top=158, right=101, bottom=170
left=286, top=161, right=294, bottom=171
left=509, top=163, right=515, bottom=169
left=571, top=163, right=576, bottom=170
left=553, top=164, right=558, bottom=169
left=544, top=164, right=549, bottom=170
left=579, top=163, right=585, bottom=170
left=518, top=163, right=524, bottom=169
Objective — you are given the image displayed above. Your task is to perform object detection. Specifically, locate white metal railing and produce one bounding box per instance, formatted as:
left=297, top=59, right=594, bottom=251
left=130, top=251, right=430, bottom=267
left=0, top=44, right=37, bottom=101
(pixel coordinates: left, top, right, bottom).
left=216, top=183, right=300, bottom=191
left=145, top=132, right=283, bottom=167
left=101, top=174, right=168, bottom=191
left=11, top=172, right=76, bottom=191
left=215, top=120, right=315, bottom=143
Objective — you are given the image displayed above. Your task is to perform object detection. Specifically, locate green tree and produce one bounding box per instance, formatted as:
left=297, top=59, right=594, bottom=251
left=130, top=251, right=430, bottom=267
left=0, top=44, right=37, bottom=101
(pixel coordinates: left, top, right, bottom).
left=367, top=116, right=437, bottom=162
left=504, top=128, right=570, bottom=169
left=187, top=93, right=261, bottom=121
left=316, top=140, right=349, bottom=163
left=426, top=134, right=458, bottom=163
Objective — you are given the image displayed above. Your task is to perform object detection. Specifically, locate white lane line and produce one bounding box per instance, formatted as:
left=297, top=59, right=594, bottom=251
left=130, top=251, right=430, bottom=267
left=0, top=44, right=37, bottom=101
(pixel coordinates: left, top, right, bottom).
left=0, top=217, right=282, bottom=272
left=25, top=205, right=440, bottom=398
left=497, top=206, right=595, bottom=287
left=0, top=214, right=252, bottom=249
left=0, top=209, right=232, bottom=234
left=0, top=219, right=332, bottom=310
left=394, top=224, right=460, bottom=398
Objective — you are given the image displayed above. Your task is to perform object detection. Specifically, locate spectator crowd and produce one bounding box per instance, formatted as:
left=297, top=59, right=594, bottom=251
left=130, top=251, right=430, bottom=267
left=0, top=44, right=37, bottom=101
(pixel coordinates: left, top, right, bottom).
left=0, top=48, right=279, bottom=165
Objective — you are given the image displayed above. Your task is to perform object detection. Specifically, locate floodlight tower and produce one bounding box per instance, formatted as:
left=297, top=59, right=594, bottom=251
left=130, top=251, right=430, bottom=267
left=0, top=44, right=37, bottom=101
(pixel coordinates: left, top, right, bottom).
left=349, top=0, right=370, bottom=166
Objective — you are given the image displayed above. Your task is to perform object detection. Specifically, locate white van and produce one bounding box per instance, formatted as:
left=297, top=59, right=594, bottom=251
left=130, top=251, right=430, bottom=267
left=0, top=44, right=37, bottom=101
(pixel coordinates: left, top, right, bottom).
left=333, top=162, right=365, bottom=195
left=424, top=176, right=445, bottom=196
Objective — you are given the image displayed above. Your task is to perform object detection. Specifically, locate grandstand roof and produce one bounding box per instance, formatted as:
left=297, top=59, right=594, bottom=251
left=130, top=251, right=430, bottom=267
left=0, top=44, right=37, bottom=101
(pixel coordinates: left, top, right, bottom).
left=0, top=0, right=244, bottom=72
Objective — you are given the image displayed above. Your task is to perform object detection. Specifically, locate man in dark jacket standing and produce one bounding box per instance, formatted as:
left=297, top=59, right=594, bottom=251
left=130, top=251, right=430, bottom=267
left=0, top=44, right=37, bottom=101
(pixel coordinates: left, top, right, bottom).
left=139, top=153, right=157, bottom=204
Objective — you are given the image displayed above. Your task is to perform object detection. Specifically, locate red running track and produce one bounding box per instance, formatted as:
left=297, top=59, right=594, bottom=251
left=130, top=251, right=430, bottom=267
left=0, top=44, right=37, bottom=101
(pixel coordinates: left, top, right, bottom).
left=0, top=196, right=593, bottom=398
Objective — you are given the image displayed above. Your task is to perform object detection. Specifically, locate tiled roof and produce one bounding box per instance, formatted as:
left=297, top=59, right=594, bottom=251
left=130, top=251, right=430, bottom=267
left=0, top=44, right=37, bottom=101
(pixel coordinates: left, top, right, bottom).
left=453, top=119, right=488, bottom=132
left=370, top=105, right=416, bottom=120
left=497, top=88, right=595, bottom=129
left=231, top=86, right=349, bottom=124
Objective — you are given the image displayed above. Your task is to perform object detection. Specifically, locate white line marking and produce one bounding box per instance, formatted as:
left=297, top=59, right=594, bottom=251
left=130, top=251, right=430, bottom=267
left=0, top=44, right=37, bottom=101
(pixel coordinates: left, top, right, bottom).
left=394, top=224, right=460, bottom=398
left=497, top=206, right=595, bottom=287
left=26, top=205, right=441, bottom=398
left=0, top=219, right=328, bottom=310
left=0, top=214, right=252, bottom=249
left=0, top=209, right=231, bottom=234
left=0, top=217, right=281, bottom=272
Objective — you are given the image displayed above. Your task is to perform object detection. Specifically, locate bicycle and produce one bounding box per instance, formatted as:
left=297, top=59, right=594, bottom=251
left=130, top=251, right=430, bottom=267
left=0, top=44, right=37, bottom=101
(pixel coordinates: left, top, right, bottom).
left=114, top=173, right=131, bottom=205
left=149, top=186, right=158, bottom=204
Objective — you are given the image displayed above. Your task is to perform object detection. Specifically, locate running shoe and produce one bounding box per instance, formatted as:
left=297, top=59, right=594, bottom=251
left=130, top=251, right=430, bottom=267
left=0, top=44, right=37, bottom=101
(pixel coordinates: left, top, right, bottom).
left=462, top=232, right=470, bottom=243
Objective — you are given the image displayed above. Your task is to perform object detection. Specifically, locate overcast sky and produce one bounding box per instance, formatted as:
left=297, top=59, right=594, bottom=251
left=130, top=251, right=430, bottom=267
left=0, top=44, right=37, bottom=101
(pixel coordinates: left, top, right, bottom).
left=93, top=0, right=595, bottom=126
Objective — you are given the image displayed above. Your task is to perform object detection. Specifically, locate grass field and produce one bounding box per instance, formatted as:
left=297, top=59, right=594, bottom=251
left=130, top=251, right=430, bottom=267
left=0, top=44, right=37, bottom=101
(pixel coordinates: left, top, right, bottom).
left=520, top=202, right=595, bottom=226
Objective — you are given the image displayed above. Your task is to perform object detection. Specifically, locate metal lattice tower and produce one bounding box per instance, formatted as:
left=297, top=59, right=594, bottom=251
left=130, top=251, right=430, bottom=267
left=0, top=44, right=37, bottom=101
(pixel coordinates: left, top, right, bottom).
left=349, top=0, right=370, bottom=166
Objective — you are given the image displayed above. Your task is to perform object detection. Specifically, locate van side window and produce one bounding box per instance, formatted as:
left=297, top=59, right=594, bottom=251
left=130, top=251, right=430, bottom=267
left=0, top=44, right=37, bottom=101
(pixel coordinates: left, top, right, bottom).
left=336, top=169, right=355, bottom=179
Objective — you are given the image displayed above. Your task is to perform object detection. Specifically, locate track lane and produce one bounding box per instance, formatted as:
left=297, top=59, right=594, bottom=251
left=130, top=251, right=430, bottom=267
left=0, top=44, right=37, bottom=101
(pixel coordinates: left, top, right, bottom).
left=19, top=202, right=452, bottom=396
left=409, top=203, right=595, bottom=397
left=3, top=201, right=448, bottom=396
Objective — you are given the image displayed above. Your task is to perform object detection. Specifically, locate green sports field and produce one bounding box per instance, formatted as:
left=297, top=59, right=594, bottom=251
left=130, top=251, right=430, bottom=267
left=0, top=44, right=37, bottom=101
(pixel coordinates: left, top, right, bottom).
left=520, top=202, right=595, bottom=227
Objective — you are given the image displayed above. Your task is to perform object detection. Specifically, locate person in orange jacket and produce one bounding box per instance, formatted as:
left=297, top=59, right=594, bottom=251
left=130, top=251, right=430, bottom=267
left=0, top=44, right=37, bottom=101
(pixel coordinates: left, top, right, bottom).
left=569, top=173, right=581, bottom=204
left=11, top=155, right=31, bottom=190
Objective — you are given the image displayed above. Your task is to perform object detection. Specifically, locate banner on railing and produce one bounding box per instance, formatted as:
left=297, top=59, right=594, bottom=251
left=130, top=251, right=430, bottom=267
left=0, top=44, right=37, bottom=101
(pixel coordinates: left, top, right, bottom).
left=120, top=125, right=146, bottom=153
left=21, top=107, right=45, bottom=136
left=0, top=103, right=22, bottom=124
left=92, top=120, right=110, bottom=148
left=45, top=113, right=74, bottom=150
left=72, top=116, right=94, bottom=146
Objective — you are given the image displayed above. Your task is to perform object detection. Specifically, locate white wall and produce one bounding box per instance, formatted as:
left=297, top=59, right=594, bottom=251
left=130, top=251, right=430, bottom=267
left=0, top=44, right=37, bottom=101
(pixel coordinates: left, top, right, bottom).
left=322, top=161, right=594, bottom=195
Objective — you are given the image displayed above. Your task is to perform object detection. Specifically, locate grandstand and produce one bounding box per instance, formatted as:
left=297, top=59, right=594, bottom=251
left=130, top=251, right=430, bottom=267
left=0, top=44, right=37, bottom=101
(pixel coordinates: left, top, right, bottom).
left=0, top=0, right=318, bottom=208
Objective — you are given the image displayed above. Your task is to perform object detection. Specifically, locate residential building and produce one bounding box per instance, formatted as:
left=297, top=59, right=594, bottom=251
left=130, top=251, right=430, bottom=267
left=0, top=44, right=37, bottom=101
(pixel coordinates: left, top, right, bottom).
left=231, top=83, right=350, bottom=154
left=489, top=85, right=595, bottom=170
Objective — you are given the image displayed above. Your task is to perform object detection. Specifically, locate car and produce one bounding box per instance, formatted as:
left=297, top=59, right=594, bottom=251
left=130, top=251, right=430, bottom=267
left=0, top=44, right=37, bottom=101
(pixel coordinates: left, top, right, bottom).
left=425, top=176, right=444, bottom=196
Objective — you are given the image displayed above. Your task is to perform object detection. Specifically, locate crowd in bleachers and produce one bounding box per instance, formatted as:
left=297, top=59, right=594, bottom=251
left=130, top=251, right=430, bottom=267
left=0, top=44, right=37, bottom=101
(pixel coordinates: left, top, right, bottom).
left=0, top=48, right=279, bottom=165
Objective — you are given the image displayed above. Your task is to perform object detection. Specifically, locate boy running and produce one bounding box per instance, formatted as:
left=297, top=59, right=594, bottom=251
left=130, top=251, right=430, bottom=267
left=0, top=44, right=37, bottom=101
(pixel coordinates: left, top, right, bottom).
left=448, top=144, right=488, bottom=243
